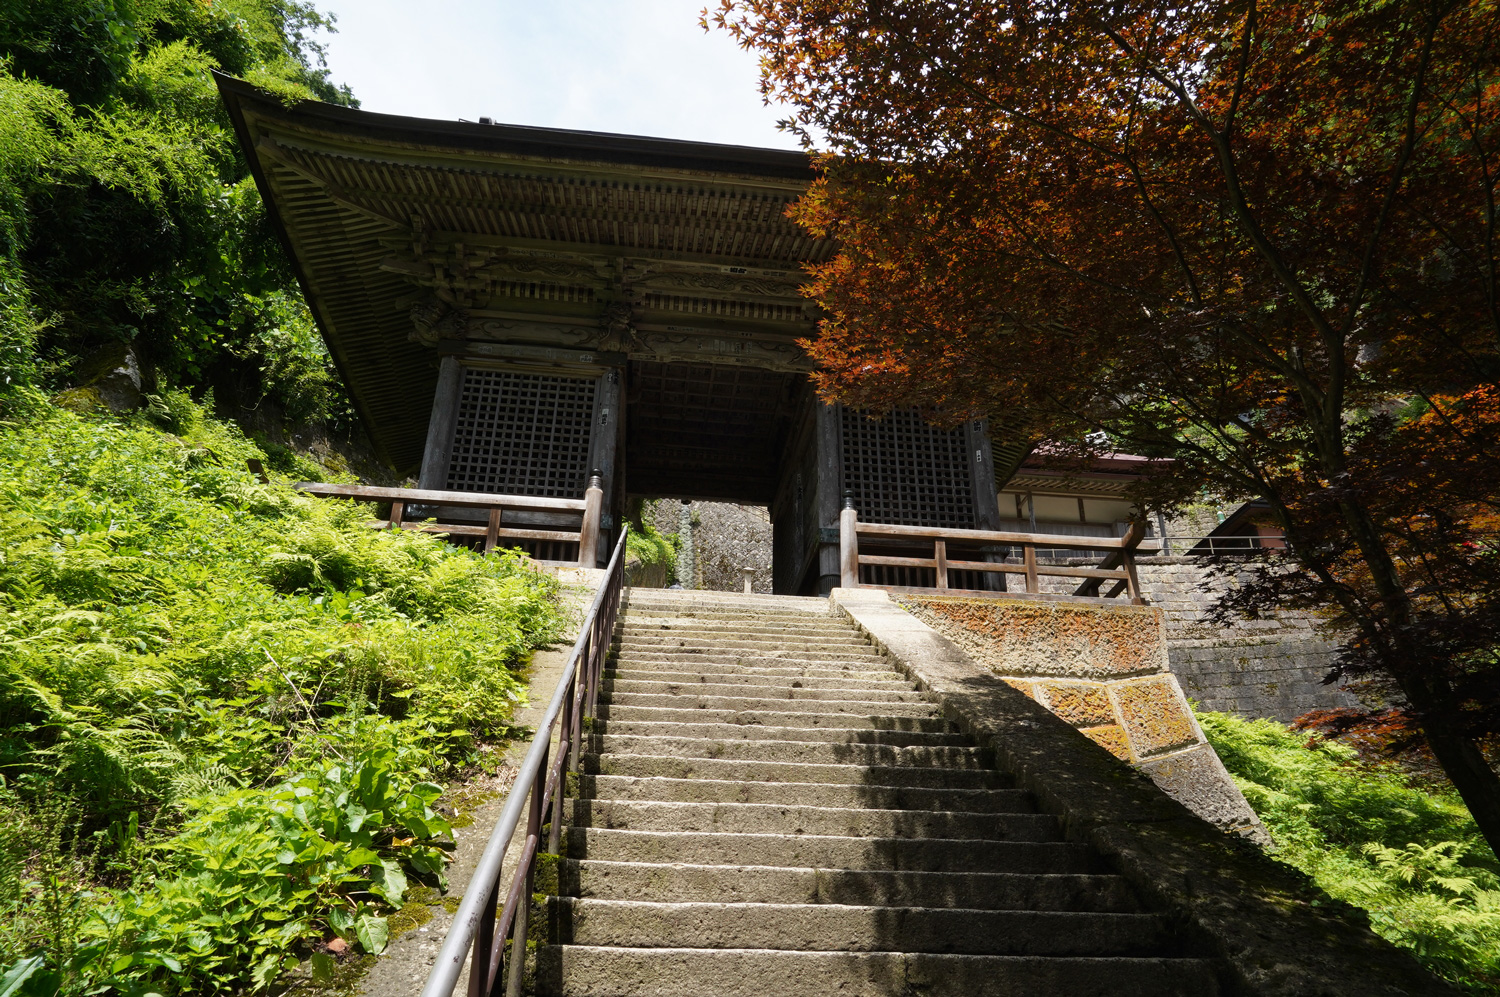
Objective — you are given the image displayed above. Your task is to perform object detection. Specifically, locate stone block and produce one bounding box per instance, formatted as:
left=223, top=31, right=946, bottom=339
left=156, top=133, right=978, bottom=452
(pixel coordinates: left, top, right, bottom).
left=1137, top=744, right=1266, bottom=840
left=1112, top=677, right=1199, bottom=756
left=1079, top=724, right=1131, bottom=760
left=1034, top=682, right=1114, bottom=727
left=1002, top=678, right=1036, bottom=699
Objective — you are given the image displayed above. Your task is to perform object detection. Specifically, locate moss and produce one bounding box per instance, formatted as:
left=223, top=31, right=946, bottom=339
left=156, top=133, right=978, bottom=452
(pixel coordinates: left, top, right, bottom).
left=533, top=851, right=561, bottom=896
left=443, top=784, right=501, bottom=830
left=387, top=901, right=434, bottom=938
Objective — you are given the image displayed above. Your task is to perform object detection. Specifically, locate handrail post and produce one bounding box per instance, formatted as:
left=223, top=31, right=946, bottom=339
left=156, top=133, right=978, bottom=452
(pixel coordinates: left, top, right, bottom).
left=505, top=741, right=548, bottom=997
left=484, top=506, right=501, bottom=554
left=577, top=470, right=603, bottom=568
left=839, top=496, right=858, bottom=588
left=933, top=539, right=948, bottom=591
left=468, top=883, right=496, bottom=997
left=1023, top=542, right=1039, bottom=594
left=550, top=674, right=574, bottom=854
left=390, top=500, right=405, bottom=530
left=1122, top=519, right=1145, bottom=605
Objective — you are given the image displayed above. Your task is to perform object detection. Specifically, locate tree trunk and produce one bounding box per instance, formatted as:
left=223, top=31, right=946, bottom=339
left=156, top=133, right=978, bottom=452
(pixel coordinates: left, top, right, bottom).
left=1398, top=676, right=1500, bottom=858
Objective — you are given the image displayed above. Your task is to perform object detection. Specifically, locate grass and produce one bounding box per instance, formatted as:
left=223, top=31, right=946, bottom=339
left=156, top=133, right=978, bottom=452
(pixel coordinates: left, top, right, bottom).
left=0, top=390, right=565, bottom=995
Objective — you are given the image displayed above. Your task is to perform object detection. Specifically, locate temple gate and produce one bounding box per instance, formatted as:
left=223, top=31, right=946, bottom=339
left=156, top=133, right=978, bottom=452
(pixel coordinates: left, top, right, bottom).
left=220, top=75, right=1004, bottom=594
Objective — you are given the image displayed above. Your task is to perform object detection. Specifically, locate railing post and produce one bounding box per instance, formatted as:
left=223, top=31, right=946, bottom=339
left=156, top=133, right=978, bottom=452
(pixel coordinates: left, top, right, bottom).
left=578, top=470, right=603, bottom=568
left=484, top=506, right=501, bottom=553
left=1122, top=519, right=1145, bottom=605
left=933, top=539, right=948, bottom=591
left=468, top=881, right=496, bottom=997
left=550, top=675, right=574, bottom=854
left=505, top=742, right=548, bottom=997
left=1023, top=542, right=1039, bottom=594
left=839, top=496, right=858, bottom=588
left=390, top=500, right=405, bottom=530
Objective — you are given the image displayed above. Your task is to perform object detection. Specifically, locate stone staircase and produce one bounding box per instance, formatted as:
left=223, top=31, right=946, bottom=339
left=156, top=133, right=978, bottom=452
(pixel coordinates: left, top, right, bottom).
left=535, top=589, right=1221, bottom=996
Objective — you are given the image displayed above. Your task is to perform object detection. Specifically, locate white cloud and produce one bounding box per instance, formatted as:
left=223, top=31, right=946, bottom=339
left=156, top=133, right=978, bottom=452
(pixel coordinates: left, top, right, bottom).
left=316, top=0, right=800, bottom=149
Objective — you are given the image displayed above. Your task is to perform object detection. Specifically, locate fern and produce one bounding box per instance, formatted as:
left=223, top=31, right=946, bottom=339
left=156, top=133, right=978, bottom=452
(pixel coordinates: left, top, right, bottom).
left=1200, top=711, right=1500, bottom=991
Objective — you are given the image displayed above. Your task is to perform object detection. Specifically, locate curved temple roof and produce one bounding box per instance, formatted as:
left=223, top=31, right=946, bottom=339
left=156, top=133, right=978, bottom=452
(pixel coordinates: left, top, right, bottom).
left=216, top=74, right=829, bottom=472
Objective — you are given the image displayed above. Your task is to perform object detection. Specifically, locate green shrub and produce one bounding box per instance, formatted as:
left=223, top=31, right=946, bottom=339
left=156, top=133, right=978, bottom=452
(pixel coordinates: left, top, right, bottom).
left=626, top=500, right=679, bottom=581
left=1200, top=711, right=1500, bottom=992
left=0, top=394, right=564, bottom=994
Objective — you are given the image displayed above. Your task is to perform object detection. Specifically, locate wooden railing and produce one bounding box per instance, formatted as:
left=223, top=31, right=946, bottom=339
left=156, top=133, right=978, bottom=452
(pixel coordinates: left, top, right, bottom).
left=420, top=528, right=628, bottom=997
left=839, top=504, right=1146, bottom=604
left=295, top=475, right=604, bottom=568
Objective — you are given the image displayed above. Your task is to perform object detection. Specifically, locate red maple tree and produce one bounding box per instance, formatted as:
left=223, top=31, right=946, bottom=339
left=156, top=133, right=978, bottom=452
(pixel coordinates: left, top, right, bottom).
left=709, top=0, right=1500, bottom=852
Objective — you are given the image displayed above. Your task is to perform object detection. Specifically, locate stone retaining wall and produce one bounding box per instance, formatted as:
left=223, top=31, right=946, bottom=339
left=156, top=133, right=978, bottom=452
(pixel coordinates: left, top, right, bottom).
left=1135, top=556, right=1357, bottom=721
left=894, top=594, right=1265, bottom=840
left=648, top=500, right=774, bottom=594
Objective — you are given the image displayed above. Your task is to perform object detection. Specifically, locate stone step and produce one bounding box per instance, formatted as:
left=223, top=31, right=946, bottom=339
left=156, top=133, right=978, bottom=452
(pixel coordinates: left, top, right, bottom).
left=608, top=663, right=908, bottom=684
left=598, top=692, right=938, bottom=718
left=596, top=703, right=952, bottom=731
left=586, top=753, right=1004, bottom=789
left=590, top=736, right=986, bottom=768
left=566, top=799, right=1058, bottom=840
left=564, top=828, right=1098, bottom=874
left=619, top=620, right=863, bottom=639
left=603, top=678, right=925, bottom=704
left=593, top=720, right=967, bottom=747
left=545, top=899, right=1170, bottom=956
left=561, top=860, right=1142, bottom=911
left=618, top=634, right=875, bottom=651
left=620, top=597, right=831, bottom=617
left=535, top=947, right=1221, bottom=997
left=614, top=648, right=890, bottom=666
left=579, top=775, right=1030, bottom=811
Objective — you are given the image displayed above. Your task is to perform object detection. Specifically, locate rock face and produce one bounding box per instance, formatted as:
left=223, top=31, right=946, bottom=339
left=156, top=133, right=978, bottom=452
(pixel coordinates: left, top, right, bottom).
left=536, top=588, right=1226, bottom=996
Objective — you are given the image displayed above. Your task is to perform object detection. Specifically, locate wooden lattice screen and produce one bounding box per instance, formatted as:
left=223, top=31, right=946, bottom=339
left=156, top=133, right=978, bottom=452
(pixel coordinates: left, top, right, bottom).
left=446, top=368, right=597, bottom=499
left=840, top=408, right=975, bottom=528
left=842, top=408, right=996, bottom=590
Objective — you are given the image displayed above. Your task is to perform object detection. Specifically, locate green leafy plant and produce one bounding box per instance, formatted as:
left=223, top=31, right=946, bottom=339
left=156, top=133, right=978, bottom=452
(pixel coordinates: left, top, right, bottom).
left=1200, top=711, right=1500, bottom=992
left=0, top=394, right=564, bottom=994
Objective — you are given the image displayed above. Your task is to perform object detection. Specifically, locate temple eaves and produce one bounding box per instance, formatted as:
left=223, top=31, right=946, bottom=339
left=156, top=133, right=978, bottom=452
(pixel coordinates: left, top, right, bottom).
left=215, top=72, right=832, bottom=473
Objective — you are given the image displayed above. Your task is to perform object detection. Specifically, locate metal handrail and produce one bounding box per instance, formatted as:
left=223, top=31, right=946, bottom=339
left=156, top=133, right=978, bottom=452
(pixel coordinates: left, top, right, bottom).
left=421, top=526, right=629, bottom=997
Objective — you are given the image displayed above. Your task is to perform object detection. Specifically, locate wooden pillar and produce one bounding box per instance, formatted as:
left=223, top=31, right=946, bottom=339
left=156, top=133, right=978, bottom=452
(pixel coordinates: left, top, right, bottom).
left=814, top=401, right=843, bottom=595
left=418, top=355, right=463, bottom=489
left=964, top=418, right=1007, bottom=591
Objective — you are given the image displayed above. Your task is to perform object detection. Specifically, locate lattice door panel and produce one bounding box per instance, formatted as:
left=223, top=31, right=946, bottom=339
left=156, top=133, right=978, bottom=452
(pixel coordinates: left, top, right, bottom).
left=445, top=368, right=597, bottom=498
left=841, top=409, right=975, bottom=528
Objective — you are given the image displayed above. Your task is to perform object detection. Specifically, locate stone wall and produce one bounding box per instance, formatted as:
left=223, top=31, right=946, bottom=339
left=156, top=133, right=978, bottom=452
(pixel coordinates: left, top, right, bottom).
left=1135, top=556, right=1357, bottom=721
left=878, top=593, right=1265, bottom=839
left=647, top=500, right=774, bottom=594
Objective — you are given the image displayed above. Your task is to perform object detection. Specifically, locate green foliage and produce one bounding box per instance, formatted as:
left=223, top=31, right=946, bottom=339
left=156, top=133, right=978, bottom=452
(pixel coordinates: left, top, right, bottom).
left=1200, top=712, right=1500, bottom=992
left=0, top=395, right=564, bottom=994
left=626, top=500, right=679, bottom=581
left=0, top=0, right=354, bottom=420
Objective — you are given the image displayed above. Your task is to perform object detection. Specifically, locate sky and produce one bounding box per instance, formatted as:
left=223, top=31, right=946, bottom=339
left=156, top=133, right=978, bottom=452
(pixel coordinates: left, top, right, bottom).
left=315, top=1, right=800, bottom=150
